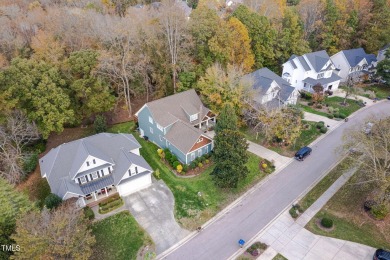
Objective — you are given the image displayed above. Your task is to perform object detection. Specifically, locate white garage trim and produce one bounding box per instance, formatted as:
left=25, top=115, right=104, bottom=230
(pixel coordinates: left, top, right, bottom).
left=117, top=172, right=152, bottom=197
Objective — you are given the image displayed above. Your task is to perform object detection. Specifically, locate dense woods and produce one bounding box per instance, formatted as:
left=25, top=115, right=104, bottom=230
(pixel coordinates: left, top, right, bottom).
left=0, top=0, right=389, bottom=185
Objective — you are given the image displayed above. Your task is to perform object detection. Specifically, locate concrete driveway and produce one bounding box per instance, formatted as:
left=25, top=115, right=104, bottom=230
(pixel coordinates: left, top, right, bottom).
left=123, top=180, right=189, bottom=254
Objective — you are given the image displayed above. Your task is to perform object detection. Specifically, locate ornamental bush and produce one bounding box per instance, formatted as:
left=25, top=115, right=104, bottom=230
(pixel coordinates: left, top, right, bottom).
left=165, top=150, right=172, bottom=161
left=176, top=164, right=183, bottom=173
left=190, top=161, right=197, bottom=169
left=23, top=152, right=39, bottom=174
left=170, top=155, right=178, bottom=165
left=370, top=204, right=389, bottom=220
left=94, top=115, right=107, bottom=133
left=339, top=113, right=346, bottom=119
left=182, top=164, right=188, bottom=172
left=173, top=161, right=180, bottom=169
left=83, top=207, right=95, bottom=220
left=320, top=126, right=328, bottom=133
left=327, top=114, right=334, bottom=119
left=198, top=162, right=203, bottom=168
left=316, top=121, right=325, bottom=129
left=289, top=207, right=298, bottom=218
left=321, top=217, right=333, bottom=228
left=44, top=193, right=62, bottom=210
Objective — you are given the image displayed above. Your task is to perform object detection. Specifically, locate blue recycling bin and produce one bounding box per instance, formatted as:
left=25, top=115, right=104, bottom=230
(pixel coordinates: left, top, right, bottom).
left=238, top=239, right=245, bottom=247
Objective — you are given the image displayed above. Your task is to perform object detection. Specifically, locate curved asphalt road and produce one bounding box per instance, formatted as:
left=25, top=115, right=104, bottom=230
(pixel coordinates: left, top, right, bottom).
left=161, top=101, right=390, bottom=260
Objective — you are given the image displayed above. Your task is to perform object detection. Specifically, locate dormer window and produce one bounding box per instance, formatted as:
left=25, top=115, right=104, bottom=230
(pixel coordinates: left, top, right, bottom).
left=317, top=73, right=324, bottom=79
left=93, top=159, right=96, bottom=164
left=86, top=161, right=90, bottom=167
left=190, top=113, right=198, bottom=122
left=79, top=176, right=87, bottom=184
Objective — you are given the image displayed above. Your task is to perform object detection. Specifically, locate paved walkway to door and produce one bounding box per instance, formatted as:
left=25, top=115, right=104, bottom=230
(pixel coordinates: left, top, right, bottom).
left=123, top=180, right=190, bottom=254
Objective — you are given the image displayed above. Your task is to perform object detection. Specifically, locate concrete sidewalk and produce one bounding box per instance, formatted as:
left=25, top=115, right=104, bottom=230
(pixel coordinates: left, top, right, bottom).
left=232, top=167, right=376, bottom=260
left=247, top=141, right=292, bottom=170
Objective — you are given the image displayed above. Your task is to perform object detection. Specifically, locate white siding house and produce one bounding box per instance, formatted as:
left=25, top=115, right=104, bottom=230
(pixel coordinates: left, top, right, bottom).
left=282, top=50, right=342, bottom=92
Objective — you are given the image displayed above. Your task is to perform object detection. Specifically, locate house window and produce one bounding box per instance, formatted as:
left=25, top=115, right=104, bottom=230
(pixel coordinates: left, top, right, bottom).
left=156, top=123, right=163, bottom=131
left=198, top=149, right=202, bottom=156
left=86, top=161, right=90, bottom=167
left=150, top=127, right=153, bottom=134
left=190, top=114, right=198, bottom=122
left=93, top=159, right=96, bottom=164
left=191, top=153, right=195, bottom=160
left=317, top=73, right=324, bottom=79
left=101, top=169, right=104, bottom=176
left=92, top=172, right=98, bottom=180
left=80, top=176, right=87, bottom=184
left=197, top=137, right=203, bottom=143
left=205, top=146, right=208, bottom=153
left=149, top=116, right=153, bottom=124
left=128, top=169, right=132, bottom=176
left=135, top=167, right=138, bottom=174
left=159, top=135, right=163, bottom=141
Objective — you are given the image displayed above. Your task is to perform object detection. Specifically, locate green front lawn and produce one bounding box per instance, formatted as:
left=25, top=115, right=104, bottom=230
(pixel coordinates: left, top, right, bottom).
left=298, top=104, right=330, bottom=117
left=241, top=121, right=323, bottom=157
left=323, top=96, right=361, bottom=116
left=272, top=253, right=288, bottom=260
left=108, top=122, right=273, bottom=229
left=305, top=168, right=390, bottom=249
left=366, top=84, right=390, bottom=99
left=91, top=211, right=153, bottom=260
left=298, top=157, right=353, bottom=211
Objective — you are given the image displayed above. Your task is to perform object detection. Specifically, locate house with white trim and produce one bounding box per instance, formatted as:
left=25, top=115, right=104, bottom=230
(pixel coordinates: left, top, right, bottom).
left=282, top=50, right=342, bottom=92
left=135, top=89, right=215, bottom=164
left=331, top=48, right=377, bottom=82
left=39, top=133, right=153, bottom=207
left=242, top=67, right=299, bottom=109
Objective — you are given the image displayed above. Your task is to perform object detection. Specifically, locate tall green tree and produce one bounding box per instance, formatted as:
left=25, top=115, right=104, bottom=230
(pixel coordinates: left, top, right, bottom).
left=212, top=104, right=249, bottom=188
left=277, top=8, right=310, bottom=64
left=66, top=50, right=115, bottom=121
left=0, top=177, right=33, bottom=260
left=214, top=103, right=238, bottom=134
left=232, top=5, right=278, bottom=70
left=377, top=49, right=390, bottom=85
left=0, top=58, right=74, bottom=139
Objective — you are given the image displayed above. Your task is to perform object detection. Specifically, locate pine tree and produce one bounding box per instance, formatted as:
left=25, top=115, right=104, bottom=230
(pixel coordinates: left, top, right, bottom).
left=214, top=103, right=238, bottom=134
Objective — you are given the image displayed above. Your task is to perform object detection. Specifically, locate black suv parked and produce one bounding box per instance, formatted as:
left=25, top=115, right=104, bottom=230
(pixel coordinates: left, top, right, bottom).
left=294, top=146, right=312, bottom=161
left=374, top=249, right=390, bottom=260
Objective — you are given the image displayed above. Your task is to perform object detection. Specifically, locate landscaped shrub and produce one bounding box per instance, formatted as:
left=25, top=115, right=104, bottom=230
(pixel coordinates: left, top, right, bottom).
left=316, top=121, right=325, bottom=129
left=44, top=193, right=62, bottom=209
left=169, top=155, right=178, bottom=165
left=190, top=161, right=197, bottom=169
left=289, top=207, right=298, bottom=218
left=328, top=106, right=334, bottom=114
left=173, top=161, right=180, bottom=169
left=333, top=112, right=340, bottom=118
left=316, top=104, right=323, bottom=109
left=205, top=159, right=210, bottom=164
left=157, top=149, right=165, bottom=159
left=320, top=126, right=328, bottom=133
left=153, top=169, right=161, bottom=179
left=182, top=164, right=188, bottom=172
left=99, top=193, right=120, bottom=206
left=327, top=114, right=334, bottom=119
left=261, top=163, right=267, bottom=169
left=246, top=242, right=267, bottom=256
left=23, top=152, right=39, bottom=174
left=165, top=150, right=172, bottom=162
left=204, top=153, right=211, bottom=159
left=176, top=164, right=183, bottom=174
left=307, top=102, right=314, bottom=106
left=338, top=113, right=346, bottom=119
left=99, top=198, right=124, bottom=214
left=198, top=162, right=203, bottom=168
left=84, top=207, right=95, bottom=220
left=370, top=204, right=389, bottom=220
left=320, top=217, right=333, bottom=228
left=199, top=155, right=206, bottom=163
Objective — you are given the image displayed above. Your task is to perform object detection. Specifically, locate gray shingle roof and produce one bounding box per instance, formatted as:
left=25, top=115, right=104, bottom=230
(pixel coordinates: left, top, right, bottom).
left=242, top=67, right=295, bottom=103
left=288, top=55, right=298, bottom=69
left=39, top=133, right=152, bottom=198
left=298, top=56, right=311, bottom=71
left=118, top=171, right=150, bottom=186
left=80, top=175, right=114, bottom=195
left=303, top=73, right=342, bottom=86
left=305, top=50, right=330, bottom=72
left=342, top=48, right=377, bottom=67
left=144, top=89, right=210, bottom=128
left=164, top=120, right=209, bottom=154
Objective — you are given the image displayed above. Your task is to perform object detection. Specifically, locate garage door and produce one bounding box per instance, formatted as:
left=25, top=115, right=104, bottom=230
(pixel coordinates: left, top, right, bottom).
left=117, top=173, right=152, bottom=197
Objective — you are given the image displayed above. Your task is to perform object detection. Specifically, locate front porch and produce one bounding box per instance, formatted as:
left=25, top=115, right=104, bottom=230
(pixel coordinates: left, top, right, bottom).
left=77, top=185, right=118, bottom=207
left=194, top=111, right=216, bottom=132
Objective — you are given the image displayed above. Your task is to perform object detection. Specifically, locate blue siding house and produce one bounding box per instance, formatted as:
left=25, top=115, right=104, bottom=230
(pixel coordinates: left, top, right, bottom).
left=135, top=89, right=216, bottom=164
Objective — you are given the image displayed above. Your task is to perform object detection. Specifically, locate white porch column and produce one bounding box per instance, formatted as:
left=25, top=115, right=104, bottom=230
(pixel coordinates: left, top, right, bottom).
left=105, top=187, right=108, bottom=197
left=93, top=192, right=97, bottom=201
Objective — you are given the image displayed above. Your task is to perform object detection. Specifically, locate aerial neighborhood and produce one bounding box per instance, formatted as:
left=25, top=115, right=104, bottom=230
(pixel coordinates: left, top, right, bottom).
left=0, top=0, right=389, bottom=260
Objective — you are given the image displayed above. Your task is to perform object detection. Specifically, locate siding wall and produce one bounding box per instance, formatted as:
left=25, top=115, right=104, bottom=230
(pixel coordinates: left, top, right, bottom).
left=186, top=142, right=213, bottom=164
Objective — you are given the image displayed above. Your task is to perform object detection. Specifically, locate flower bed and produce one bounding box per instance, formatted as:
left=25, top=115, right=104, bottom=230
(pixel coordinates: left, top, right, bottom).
left=98, top=194, right=124, bottom=214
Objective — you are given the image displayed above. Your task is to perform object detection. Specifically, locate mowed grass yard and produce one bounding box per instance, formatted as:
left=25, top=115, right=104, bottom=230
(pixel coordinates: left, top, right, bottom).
left=324, top=96, right=362, bottom=116
left=305, top=167, right=390, bottom=249
left=109, top=121, right=273, bottom=229
left=91, top=211, right=153, bottom=260
left=241, top=121, right=323, bottom=157
left=365, top=84, right=390, bottom=99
